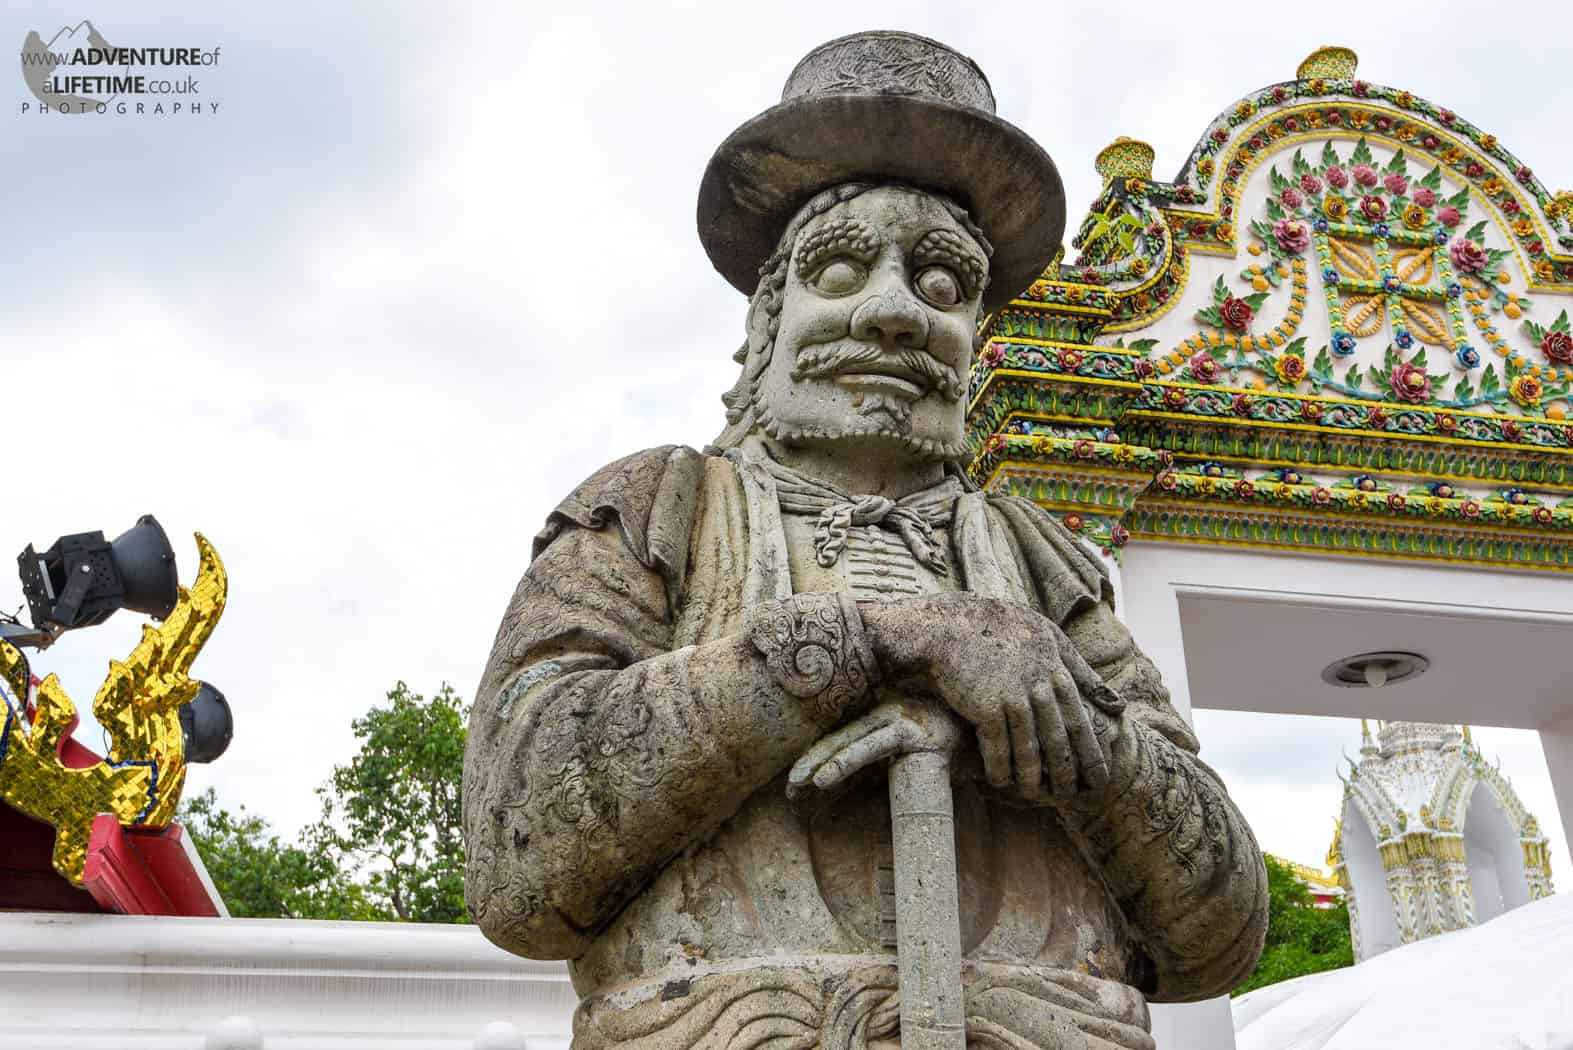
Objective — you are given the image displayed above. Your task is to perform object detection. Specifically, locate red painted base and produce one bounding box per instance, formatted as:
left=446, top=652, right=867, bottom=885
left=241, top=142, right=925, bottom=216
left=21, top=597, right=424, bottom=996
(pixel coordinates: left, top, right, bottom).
left=81, top=815, right=223, bottom=917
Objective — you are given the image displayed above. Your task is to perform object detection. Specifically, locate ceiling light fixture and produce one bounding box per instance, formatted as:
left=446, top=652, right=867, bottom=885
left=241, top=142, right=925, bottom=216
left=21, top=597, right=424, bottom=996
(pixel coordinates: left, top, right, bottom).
left=1320, top=651, right=1428, bottom=689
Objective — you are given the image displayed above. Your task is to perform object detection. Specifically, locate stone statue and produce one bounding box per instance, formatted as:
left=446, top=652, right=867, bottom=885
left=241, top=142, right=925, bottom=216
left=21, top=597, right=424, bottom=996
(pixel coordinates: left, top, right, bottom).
left=463, top=32, right=1267, bottom=1050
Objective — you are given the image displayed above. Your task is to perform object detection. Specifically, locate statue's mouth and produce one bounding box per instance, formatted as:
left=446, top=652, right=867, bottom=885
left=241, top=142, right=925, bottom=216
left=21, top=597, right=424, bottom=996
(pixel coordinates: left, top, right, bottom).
left=831, top=363, right=927, bottom=400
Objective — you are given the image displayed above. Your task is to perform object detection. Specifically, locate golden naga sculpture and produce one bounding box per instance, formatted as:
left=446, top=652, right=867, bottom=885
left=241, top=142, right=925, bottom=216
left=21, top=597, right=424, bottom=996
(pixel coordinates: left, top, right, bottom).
left=0, top=534, right=227, bottom=884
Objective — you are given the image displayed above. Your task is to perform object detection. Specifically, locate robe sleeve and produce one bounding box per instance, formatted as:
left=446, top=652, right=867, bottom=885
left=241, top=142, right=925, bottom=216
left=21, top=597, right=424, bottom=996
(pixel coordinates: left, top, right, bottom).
left=987, top=495, right=1268, bottom=1001
left=462, top=447, right=879, bottom=960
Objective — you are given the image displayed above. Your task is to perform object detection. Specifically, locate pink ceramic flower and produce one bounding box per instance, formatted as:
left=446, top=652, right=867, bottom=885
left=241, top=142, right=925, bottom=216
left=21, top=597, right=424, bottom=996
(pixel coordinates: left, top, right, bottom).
left=1413, top=187, right=1437, bottom=208
left=1300, top=173, right=1324, bottom=195
left=1438, top=206, right=1462, bottom=228
left=1273, top=217, right=1312, bottom=253
left=1360, top=195, right=1388, bottom=221
left=1383, top=173, right=1409, bottom=196
left=1280, top=187, right=1305, bottom=209
left=1353, top=164, right=1379, bottom=187
left=1326, top=166, right=1349, bottom=189
left=1390, top=362, right=1431, bottom=403
left=1190, top=351, right=1221, bottom=382
left=1450, top=237, right=1488, bottom=273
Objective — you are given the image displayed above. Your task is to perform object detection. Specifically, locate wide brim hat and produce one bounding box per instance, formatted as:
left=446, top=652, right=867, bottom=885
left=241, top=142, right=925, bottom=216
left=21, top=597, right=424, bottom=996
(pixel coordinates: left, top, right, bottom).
left=697, top=31, right=1066, bottom=314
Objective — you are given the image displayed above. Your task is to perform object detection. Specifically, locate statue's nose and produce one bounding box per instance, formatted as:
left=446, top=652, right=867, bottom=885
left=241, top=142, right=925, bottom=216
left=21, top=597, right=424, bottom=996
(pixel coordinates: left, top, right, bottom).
left=850, top=288, right=930, bottom=348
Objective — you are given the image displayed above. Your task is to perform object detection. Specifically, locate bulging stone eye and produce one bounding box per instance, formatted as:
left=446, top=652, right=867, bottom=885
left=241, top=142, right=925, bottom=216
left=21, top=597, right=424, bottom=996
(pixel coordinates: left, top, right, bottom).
left=915, top=265, right=962, bottom=307
left=810, top=259, right=867, bottom=295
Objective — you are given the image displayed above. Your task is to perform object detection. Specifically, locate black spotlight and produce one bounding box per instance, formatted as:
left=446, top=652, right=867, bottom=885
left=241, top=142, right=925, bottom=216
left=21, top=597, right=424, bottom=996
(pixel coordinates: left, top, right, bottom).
left=13, top=515, right=179, bottom=646
left=179, top=682, right=233, bottom=763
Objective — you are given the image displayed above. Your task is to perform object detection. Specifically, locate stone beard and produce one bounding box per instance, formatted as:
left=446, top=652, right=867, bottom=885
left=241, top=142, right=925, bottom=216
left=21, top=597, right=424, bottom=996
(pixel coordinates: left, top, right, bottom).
left=464, top=186, right=1267, bottom=1050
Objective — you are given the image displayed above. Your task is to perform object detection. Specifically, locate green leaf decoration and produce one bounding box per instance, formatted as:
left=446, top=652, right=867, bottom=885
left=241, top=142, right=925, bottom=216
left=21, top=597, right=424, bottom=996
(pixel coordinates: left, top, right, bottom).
left=1312, top=344, right=1333, bottom=377
left=1411, top=347, right=1428, bottom=370
left=1266, top=198, right=1286, bottom=221
left=1453, top=376, right=1475, bottom=401
left=1213, top=276, right=1229, bottom=307
left=1465, top=220, right=1488, bottom=244
left=1346, top=364, right=1364, bottom=389
left=1524, top=319, right=1546, bottom=342
left=1383, top=345, right=1398, bottom=370
left=1444, top=187, right=1471, bottom=211
left=1554, top=310, right=1571, bottom=335
left=1243, top=291, right=1269, bottom=312
left=1284, top=336, right=1308, bottom=356
left=1420, top=165, right=1444, bottom=191
left=1293, top=149, right=1311, bottom=176
left=1351, top=137, right=1374, bottom=167
left=1385, top=149, right=1408, bottom=176
left=1321, top=142, right=1340, bottom=170
left=1370, top=367, right=1391, bottom=394
left=1480, top=365, right=1501, bottom=396
left=1128, top=338, right=1158, bottom=353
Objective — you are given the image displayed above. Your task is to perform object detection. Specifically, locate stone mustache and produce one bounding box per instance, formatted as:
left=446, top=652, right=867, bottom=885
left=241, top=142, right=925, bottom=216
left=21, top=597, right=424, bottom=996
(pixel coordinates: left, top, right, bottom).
left=463, top=31, right=1267, bottom=1050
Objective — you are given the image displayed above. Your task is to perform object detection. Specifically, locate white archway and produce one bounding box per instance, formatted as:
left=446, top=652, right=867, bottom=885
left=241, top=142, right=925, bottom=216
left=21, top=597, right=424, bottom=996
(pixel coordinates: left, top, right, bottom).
left=1341, top=798, right=1399, bottom=959
left=1462, top=781, right=1529, bottom=924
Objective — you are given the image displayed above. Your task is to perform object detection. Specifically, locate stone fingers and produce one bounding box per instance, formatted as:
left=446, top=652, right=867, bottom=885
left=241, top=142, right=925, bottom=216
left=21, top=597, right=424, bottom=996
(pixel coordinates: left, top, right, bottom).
left=1033, top=680, right=1078, bottom=798
left=1004, top=694, right=1041, bottom=794
left=1051, top=664, right=1110, bottom=792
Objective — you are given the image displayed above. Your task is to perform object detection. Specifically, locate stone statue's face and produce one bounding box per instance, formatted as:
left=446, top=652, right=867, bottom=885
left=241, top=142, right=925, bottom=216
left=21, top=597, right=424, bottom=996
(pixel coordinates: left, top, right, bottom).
left=753, top=185, right=985, bottom=460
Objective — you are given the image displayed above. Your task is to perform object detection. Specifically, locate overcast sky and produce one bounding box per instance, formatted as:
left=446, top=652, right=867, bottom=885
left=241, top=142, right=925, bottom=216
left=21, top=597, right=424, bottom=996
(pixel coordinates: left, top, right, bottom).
left=5, top=1, right=1569, bottom=885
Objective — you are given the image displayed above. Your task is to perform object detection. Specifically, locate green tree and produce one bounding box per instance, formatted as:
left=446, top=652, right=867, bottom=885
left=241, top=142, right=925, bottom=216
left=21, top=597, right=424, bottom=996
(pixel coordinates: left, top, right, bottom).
left=179, top=788, right=376, bottom=919
left=308, top=681, right=468, bottom=923
left=1234, top=855, right=1355, bottom=996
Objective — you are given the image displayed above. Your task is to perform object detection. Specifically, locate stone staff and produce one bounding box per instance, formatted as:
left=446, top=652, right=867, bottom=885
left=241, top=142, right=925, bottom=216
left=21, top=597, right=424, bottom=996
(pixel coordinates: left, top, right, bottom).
left=888, top=745, right=966, bottom=1050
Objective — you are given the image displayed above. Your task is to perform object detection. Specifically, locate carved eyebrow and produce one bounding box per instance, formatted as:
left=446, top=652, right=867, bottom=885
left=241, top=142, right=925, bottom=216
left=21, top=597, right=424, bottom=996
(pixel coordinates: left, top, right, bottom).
left=911, top=228, right=989, bottom=299
left=794, top=217, right=882, bottom=275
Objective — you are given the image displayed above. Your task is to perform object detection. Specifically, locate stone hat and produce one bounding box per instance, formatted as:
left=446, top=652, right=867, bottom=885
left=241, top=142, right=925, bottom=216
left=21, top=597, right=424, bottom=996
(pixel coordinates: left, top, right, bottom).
left=697, top=31, right=1066, bottom=313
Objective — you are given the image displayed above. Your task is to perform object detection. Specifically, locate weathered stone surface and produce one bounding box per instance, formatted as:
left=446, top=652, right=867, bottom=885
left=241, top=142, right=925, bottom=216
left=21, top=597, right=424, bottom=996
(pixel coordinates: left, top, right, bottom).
left=464, top=31, right=1266, bottom=1050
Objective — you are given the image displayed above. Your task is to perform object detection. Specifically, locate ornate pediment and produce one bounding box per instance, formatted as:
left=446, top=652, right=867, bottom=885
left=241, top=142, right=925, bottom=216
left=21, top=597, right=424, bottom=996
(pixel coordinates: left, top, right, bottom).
left=970, top=47, right=1573, bottom=569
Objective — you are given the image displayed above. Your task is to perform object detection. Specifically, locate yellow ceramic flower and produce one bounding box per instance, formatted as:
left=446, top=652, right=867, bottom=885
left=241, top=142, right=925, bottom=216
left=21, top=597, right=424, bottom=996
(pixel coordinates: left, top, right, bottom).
left=1482, top=178, right=1504, bottom=195
left=1513, top=219, right=1534, bottom=238
left=1275, top=354, right=1306, bottom=385
left=1125, top=177, right=1146, bottom=195
left=1480, top=134, right=1498, bottom=151
left=1130, top=257, right=1149, bottom=276
left=1441, top=147, right=1464, bottom=165
left=1306, top=111, right=1324, bottom=129
left=1511, top=373, right=1543, bottom=406
left=1198, top=157, right=1215, bottom=176
left=1324, top=196, right=1349, bottom=221
left=1350, top=112, right=1370, bottom=129
left=1404, top=204, right=1427, bottom=230
left=1395, top=126, right=1416, bottom=142
left=1395, top=91, right=1414, bottom=108
left=1534, top=260, right=1555, bottom=281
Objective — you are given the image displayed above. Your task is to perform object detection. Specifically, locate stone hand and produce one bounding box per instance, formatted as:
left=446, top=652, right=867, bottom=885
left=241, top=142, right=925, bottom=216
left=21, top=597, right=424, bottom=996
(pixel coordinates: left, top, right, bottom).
left=860, top=595, right=1126, bottom=799
left=786, top=696, right=961, bottom=800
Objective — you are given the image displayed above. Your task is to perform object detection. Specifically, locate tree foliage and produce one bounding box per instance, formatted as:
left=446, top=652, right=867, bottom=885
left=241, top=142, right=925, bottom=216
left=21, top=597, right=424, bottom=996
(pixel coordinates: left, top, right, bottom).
left=1234, top=855, right=1355, bottom=996
left=308, top=681, right=468, bottom=922
left=181, top=682, right=468, bottom=924
left=179, top=788, right=376, bottom=919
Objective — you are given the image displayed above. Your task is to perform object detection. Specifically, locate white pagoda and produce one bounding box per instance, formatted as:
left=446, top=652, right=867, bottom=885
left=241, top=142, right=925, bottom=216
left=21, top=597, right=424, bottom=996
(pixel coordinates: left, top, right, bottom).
left=1329, top=720, right=1554, bottom=961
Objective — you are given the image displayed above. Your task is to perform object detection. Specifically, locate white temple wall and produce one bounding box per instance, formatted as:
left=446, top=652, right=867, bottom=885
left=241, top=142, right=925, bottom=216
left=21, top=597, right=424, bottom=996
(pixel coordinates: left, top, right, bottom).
left=1542, top=707, right=1573, bottom=868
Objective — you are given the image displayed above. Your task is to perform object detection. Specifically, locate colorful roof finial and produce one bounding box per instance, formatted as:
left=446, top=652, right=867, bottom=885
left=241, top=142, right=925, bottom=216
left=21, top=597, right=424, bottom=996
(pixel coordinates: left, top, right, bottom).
left=1094, top=137, right=1156, bottom=184
left=1296, top=45, right=1358, bottom=81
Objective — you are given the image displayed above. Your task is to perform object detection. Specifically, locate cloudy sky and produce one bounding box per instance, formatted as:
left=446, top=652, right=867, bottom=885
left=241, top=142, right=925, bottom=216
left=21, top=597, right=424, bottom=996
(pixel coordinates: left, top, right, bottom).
left=5, top=1, right=1569, bottom=884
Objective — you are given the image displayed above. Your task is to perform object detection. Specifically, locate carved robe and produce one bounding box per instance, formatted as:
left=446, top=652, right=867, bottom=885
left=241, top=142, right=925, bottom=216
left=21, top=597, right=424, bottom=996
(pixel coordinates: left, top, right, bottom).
left=463, top=444, right=1267, bottom=1050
